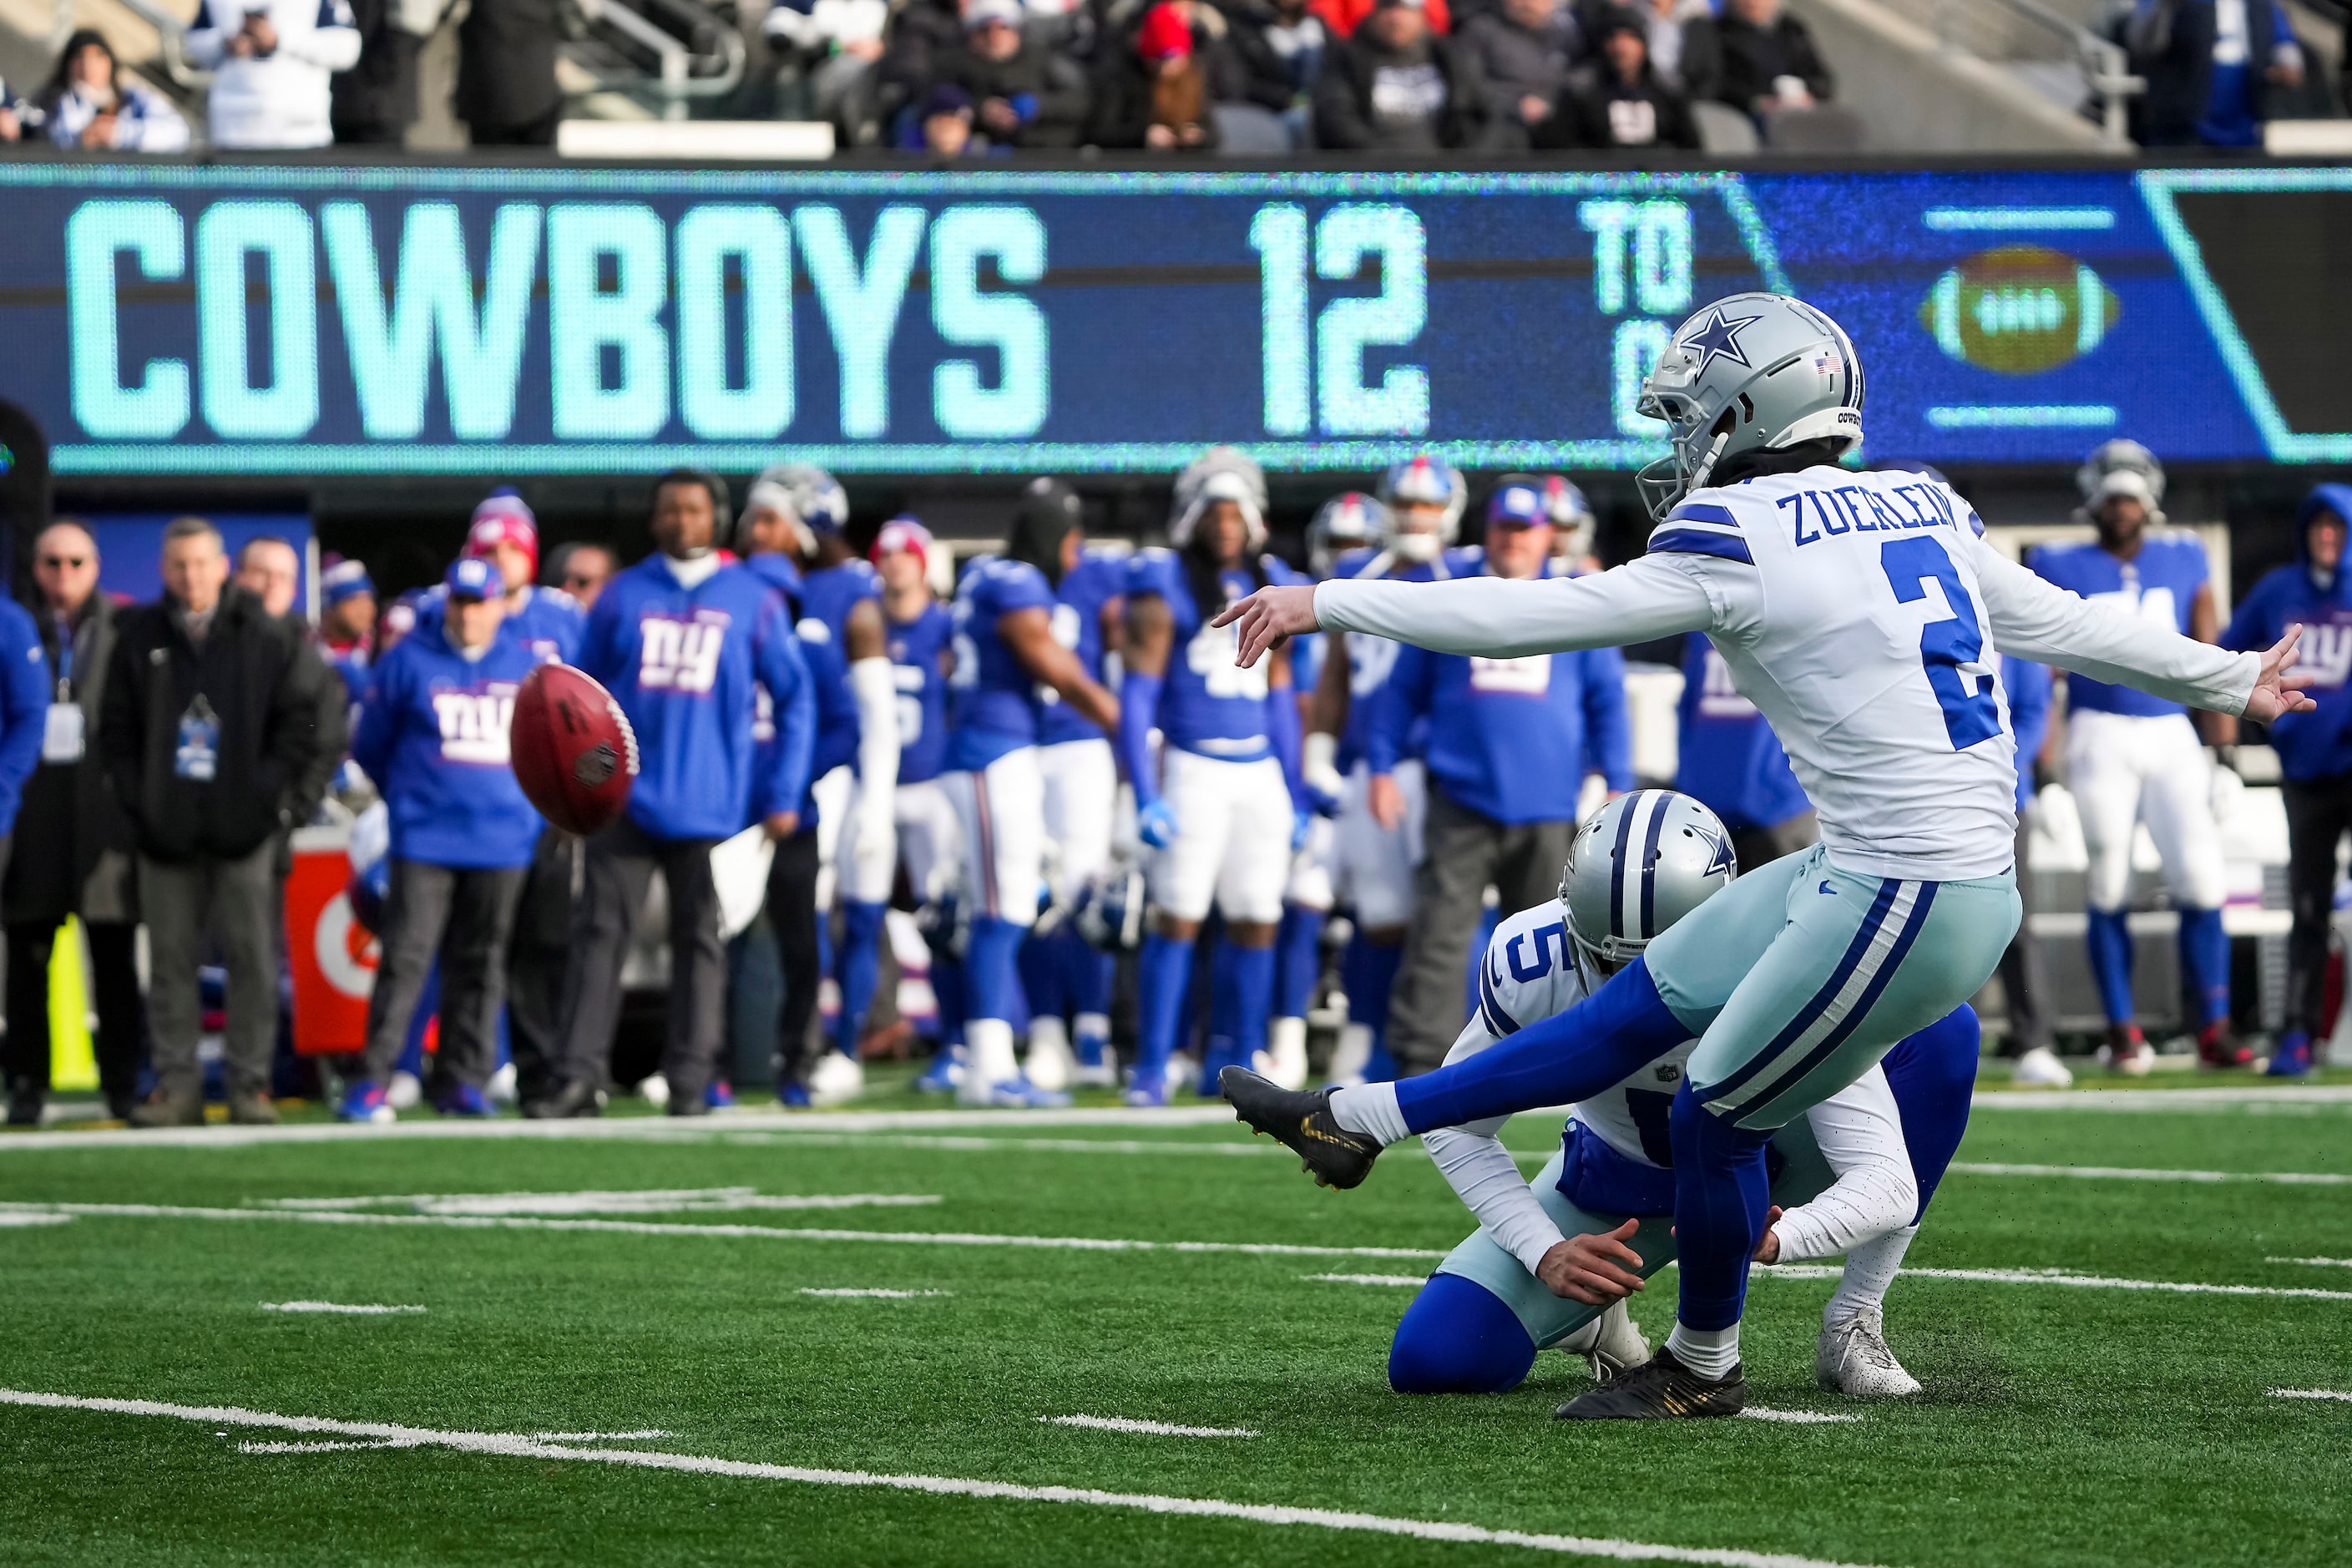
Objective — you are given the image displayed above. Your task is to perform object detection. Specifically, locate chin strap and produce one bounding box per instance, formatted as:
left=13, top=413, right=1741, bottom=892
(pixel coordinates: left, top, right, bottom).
left=1683, top=430, right=1732, bottom=496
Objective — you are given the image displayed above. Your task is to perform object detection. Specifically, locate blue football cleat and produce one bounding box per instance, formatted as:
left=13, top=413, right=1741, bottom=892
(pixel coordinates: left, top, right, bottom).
left=432, top=1083, right=493, bottom=1118
left=915, top=1045, right=965, bottom=1094
left=2268, top=1032, right=2314, bottom=1077
left=777, top=1081, right=812, bottom=1108
left=1123, top=1073, right=1168, bottom=1109
left=706, top=1079, right=736, bottom=1110
left=962, top=1075, right=1070, bottom=1109
left=338, top=1080, right=392, bottom=1124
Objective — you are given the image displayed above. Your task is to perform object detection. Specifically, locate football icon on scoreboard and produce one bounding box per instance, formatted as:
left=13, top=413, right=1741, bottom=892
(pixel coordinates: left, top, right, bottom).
left=1917, top=245, right=2120, bottom=375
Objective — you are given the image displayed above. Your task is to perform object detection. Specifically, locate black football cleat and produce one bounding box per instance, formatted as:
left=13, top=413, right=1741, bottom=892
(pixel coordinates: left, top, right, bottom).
left=1554, top=1346, right=1744, bottom=1420
left=1218, top=1067, right=1383, bottom=1190
left=524, top=1078, right=605, bottom=1120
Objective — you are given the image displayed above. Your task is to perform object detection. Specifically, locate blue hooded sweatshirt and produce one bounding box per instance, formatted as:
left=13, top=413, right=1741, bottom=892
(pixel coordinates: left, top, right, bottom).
left=2222, top=483, right=2352, bottom=783
left=575, top=554, right=816, bottom=842
left=351, top=620, right=544, bottom=870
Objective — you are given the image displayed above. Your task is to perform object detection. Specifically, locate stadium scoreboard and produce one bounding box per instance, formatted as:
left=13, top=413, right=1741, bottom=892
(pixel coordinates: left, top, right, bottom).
left=4, top=163, right=2345, bottom=476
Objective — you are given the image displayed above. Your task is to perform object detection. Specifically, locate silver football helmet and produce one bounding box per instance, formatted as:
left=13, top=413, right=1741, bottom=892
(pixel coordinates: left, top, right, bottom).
left=1308, top=491, right=1389, bottom=577
left=2076, top=438, right=2167, bottom=527
left=741, top=462, right=848, bottom=552
left=1378, top=453, right=1468, bottom=562
left=1635, top=293, right=1864, bottom=522
left=1560, top=791, right=1737, bottom=972
left=1171, top=446, right=1268, bottom=549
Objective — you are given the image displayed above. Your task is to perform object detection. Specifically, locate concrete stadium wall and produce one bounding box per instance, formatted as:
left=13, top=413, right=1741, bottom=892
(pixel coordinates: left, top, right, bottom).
left=1788, top=0, right=2118, bottom=153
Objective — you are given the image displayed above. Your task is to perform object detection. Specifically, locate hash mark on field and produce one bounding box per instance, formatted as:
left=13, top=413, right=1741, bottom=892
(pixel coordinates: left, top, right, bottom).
left=2269, top=1388, right=2352, bottom=1403
left=530, top=1430, right=672, bottom=1441
left=798, top=1288, right=953, bottom=1299
left=0, top=1211, right=71, bottom=1227
left=237, top=1439, right=418, bottom=1454
left=260, top=1302, right=426, bottom=1315
left=1303, top=1273, right=1426, bottom=1287
left=0, top=1388, right=1893, bottom=1568
left=1748, top=1264, right=2352, bottom=1302
left=2268, top=1256, right=2352, bottom=1268
left=1739, top=1409, right=1860, bottom=1425
left=1954, top=1162, right=2352, bottom=1186
left=1041, top=1414, right=1257, bottom=1439
left=256, top=1189, right=943, bottom=1216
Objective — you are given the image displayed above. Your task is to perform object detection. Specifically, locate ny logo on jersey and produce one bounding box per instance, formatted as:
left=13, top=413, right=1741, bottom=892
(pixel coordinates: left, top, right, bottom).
left=2294, top=620, right=2352, bottom=690
left=639, top=612, right=730, bottom=694
left=2086, top=582, right=2177, bottom=631
left=1469, top=654, right=1550, bottom=695
left=1187, top=620, right=1268, bottom=701
left=1697, top=647, right=1758, bottom=719
left=432, top=688, right=515, bottom=765
left=1348, top=634, right=1400, bottom=697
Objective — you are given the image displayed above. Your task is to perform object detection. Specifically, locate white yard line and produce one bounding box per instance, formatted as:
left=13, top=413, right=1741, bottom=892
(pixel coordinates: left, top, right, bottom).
left=1951, top=1162, right=2352, bottom=1186
left=798, top=1288, right=953, bottom=1299
left=2268, top=1257, right=2352, bottom=1268
left=1750, top=1264, right=2352, bottom=1302
left=0, top=1388, right=1892, bottom=1568
left=530, top=1430, right=672, bottom=1441
left=1302, top=1273, right=1427, bottom=1287
left=1737, top=1409, right=1859, bottom=1425
left=1039, top=1414, right=1257, bottom=1439
left=260, top=1302, right=427, bottom=1315
left=1966, top=1086, right=2352, bottom=1111
left=0, top=1211, right=73, bottom=1226
left=256, top=1190, right=943, bottom=1216
left=2269, top=1388, right=2352, bottom=1403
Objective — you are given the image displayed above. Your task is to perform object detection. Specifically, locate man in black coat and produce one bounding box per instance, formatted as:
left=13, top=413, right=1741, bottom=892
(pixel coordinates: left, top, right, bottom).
left=329, top=0, right=424, bottom=145
left=1707, top=0, right=1830, bottom=116
left=940, top=0, right=1090, bottom=149
left=1548, top=5, right=1698, bottom=148
left=1313, top=0, right=1477, bottom=150
left=458, top=0, right=563, bottom=145
left=102, top=518, right=340, bottom=1129
left=3, top=524, right=144, bottom=1125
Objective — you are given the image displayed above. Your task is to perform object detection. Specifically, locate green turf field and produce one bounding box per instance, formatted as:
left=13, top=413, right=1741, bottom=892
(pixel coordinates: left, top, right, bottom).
left=3, top=1082, right=2349, bottom=1567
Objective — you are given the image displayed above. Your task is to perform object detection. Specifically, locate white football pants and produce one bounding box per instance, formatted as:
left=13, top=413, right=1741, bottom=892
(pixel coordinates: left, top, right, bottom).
left=1038, top=737, right=1117, bottom=903
left=1151, top=747, right=1292, bottom=925
left=944, top=747, right=1046, bottom=929
left=2066, top=709, right=2226, bottom=913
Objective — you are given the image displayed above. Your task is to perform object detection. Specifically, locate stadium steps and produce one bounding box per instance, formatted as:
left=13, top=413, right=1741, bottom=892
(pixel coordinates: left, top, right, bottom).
left=1792, top=0, right=2120, bottom=150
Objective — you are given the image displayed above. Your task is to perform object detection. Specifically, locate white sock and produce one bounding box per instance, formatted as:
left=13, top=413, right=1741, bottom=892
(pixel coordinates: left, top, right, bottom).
left=1827, top=1226, right=1917, bottom=1325
left=1328, top=1082, right=1409, bottom=1146
left=1666, top=1320, right=1740, bottom=1379
left=966, top=1019, right=1020, bottom=1086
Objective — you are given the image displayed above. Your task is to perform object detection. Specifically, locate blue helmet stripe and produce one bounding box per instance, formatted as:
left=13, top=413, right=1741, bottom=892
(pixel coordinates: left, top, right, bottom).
left=1606, top=791, right=1642, bottom=938
left=1637, top=790, right=1670, bottom=938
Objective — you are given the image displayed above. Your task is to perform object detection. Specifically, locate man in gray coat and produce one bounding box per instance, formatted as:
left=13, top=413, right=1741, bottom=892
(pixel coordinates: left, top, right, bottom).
left=1457, top=0, right=1581, bottom=149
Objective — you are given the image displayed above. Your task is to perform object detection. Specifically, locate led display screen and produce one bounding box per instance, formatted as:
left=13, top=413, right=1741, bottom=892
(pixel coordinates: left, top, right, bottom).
left=0, top=162, right=2340, bottom=476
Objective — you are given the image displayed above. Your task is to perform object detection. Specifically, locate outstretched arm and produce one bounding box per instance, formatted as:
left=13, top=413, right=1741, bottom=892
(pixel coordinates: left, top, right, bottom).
left=1216, top=554, right=1719, bottom=667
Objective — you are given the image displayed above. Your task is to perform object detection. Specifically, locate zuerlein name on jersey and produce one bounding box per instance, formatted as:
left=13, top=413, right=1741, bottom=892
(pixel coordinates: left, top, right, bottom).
left=1770, top=480, right=1962, bottom=548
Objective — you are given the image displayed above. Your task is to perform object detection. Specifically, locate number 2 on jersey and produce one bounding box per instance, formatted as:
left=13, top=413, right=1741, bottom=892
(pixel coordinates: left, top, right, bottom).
left=1880, top=537, right=2003, bottom=751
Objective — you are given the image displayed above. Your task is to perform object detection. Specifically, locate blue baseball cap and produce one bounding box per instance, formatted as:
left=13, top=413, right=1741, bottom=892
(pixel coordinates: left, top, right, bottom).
left=445, top=556, right=500, bottom=601
left=1485, top=480, right=1548, bottom=528
left=321, top=556, right=375, bottom=607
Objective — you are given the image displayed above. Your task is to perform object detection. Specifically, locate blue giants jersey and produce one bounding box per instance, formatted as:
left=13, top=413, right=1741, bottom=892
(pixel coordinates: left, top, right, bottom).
left=1038, top=544, right=1128, bottom=747
left=2029, top=536, right=2208, bottom=718
left=797, top=557, right=883, bottom=760
left=1675, top=635, right=1810, bottom=834
left=349, top=625, right=544, bottom=871
left=1126, top=549, right=1310, bottom=761
left=746, top=552, right=852, bottom=816
left=1329, top=544, right=1476, bottom=771
left=2222, top=488, right=2352, bottom=782
left=888, top=600, right=953, bottom=785
left=947, top=555, right=1059, bottom=771
left=416, top=583, right=584, bottom=667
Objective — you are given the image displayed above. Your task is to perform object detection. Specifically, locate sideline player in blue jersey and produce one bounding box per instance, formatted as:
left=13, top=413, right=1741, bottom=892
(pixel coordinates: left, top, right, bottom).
left=318, top=556, right=376, bottom=703
left=942, top=493, right=1120, bottom=1105
left=1369, top=477, right=1633, bottom=1077
left=871, top=517, right=959, bottom=1057
left=1120, top=451, right=1313, bottom=1106
left=2031, top=442, right=2243, bottom=1072
left=2223, top=483, right=2352, bottom=1078
left=1017, top=479, right=1129, bottom=1091
left=340, top=558, right=544, bottom=1122
left=1302, top=459, right=1469, bottom=1089
left=534, top=471, right=816, bottom=1120
left=1675, top=634, right=1815, bottom=871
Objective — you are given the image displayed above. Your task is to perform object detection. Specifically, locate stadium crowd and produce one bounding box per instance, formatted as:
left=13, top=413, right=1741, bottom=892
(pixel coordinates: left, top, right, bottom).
left=0, top=0, right=2333, bottom=153
left=0, top=439, right=2341, bottom=1130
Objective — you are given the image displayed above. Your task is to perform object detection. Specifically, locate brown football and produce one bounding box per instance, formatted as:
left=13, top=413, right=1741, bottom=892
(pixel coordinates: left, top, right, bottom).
left=510, top=663, right=638, bottom=837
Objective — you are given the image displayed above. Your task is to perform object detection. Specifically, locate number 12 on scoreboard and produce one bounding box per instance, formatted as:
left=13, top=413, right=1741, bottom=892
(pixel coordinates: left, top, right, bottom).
left=1250, top=204, right=1430, bottom=438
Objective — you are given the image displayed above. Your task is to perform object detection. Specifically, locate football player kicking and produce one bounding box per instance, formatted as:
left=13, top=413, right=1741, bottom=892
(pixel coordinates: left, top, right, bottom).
left=1391, top=790, right=1975, bottom=1405
left=1212, top=291, right=2314, bottom=1419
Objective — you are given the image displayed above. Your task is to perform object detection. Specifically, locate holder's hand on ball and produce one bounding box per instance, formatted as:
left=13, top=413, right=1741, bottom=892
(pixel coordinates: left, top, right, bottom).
left=1211, top=585, right=1318, bottom=670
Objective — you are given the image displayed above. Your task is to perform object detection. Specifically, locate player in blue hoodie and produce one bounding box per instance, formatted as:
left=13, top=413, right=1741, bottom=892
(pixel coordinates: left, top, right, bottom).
left=534, top=471, right=817, bottom=1119
left=2224, top=483, right=2352, bottom=1076
left=340, top=558, right=544, bottom=1122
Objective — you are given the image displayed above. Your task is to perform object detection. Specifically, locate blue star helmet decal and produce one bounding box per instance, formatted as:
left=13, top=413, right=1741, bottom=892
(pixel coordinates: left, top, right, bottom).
left=1679, top=307, right=1764, bottom=375
left=1696, top=822, right=1737, bottom=881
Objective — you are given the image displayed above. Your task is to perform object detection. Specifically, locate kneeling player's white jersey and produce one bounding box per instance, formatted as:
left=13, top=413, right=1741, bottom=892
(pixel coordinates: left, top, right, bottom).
left=1430, top=900, right=1916, bottom=1275
left=1315, top=465, right=2257, bottom=883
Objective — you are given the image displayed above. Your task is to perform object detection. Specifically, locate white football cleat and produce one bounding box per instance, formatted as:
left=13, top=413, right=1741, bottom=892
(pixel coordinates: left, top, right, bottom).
left=1024, top=1016, right=1075, bottom=1093
left=2098, top=1039, right=2156, bottom=1077
left=1559, top=1300, right=1651, bottom=1383
left=636, top=1072, right=671, bottom=1108
left=1263, top=1015, right=1311, bottom=1090
left=1816, top=1308, right=1922, bottom=1399
left=1325, top=1023, right=1373, bottom=1088
left=385, top=1070, right=423, bottom=1110
left=1165, top=1052, right=1199, bottom=1097
left=2010, top=1045, right=2074, bottom=1089
left=807, top=1050, right=866, bottom=1106
left=487, top=1062, right=518, bottom=1106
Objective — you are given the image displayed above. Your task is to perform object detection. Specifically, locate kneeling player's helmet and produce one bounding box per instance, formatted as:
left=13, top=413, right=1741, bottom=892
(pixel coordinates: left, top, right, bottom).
left=1560, top=790, right=1737, bottom=972
left=1308, top=491, right=1388, bottom=577
left=1635, top=293, right=1864, bottom=522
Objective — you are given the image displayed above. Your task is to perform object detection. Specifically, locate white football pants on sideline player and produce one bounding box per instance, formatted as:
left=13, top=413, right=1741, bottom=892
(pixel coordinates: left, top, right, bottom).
left=834, top=776, right=902, bottom=907
left=893, top=777, right=962, bottom=908
left=2065, top=709, right=2227, bottom=913
left=1151, top=749, right=1292, bottom=924
left=811, top=764, right=853, bottom=913
left=1039, top=738, right=1117, bottom=900
left=943, top=748, right=1048, bottom=929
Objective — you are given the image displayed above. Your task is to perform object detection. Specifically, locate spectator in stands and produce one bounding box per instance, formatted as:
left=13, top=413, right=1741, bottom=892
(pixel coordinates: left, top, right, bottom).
left=1597, top=0, right=1715, bottom=96
left=235, top=537, right=301, bottom=621
left=0, top=80, right=22, bottom=140
left=331, top=0, right=428, bottom=145
left=942, top=0, right=1091, bottom=149
left=1457, top=0, right=1578, bottom=149
left=1314, top=0, right=1474, bottom=149
left=1219, top=0, right=1328, bottom=135
left=1313, top=0, right=1448, bottom=41
left=338, top=558, right=541, bottom=1122
left=545, top=542, right=618, bottom=610
left=766, top=0, right=891, bottom=127
left=458, top=0, right=563, bottom=146
left=1552, top=6, right=1699, bottom=147
left=903, top=81, right=987, bottom=151
left=1707, top=0, right=1830, bottom=119
left=37, top=31, right=190, bottom=151
left=2124, top=0, right=2303, bottom=147
left=104, top=518, right=336, bottom=1129
left=1, top=525, right=101, bottom=1127
left=186, top=0, right=362, bottom=149
left=1091, top=2, right=1221, bottom=149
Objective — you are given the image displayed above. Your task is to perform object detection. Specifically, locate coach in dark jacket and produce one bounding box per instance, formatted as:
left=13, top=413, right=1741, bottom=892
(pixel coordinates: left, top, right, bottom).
left=3, top=523, right=144, bottom=1125
left=103, top=517, right=339, bottom=1129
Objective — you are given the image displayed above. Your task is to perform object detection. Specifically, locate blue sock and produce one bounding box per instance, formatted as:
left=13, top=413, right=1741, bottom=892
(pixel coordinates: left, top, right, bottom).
left=1393, top=958, right=1687, bottom=1136
left=1065, top=931, right=1112, bottom=1017
left=1668, top=1080, right=1774, bottom=1333
left=2085, top=908, right=2135, bottom=1025
left=964, top=915, right=1026, bottom=1026
left=1388, top=1272, right=1537, bottom=1393
left=1217, top=939, right=1277, bottom=1066
left=832, top=900, right=887, bottom=1057
left=1274, top=905, right=1325, bottom=1019
left=1019, top=928, right=1067, bottom=1028
left=1346, top=933, right=1404, bottom=1062
left=1879, top=1006, right=1980, bottom=1219
left=931, top=954, right=967, bottom=1048
left=1202, top=939, right=1242, bottom=1075
left=2177, top=907, right=2231, bottom=1029
left=1134, top=933, right=1195, bottom=1083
